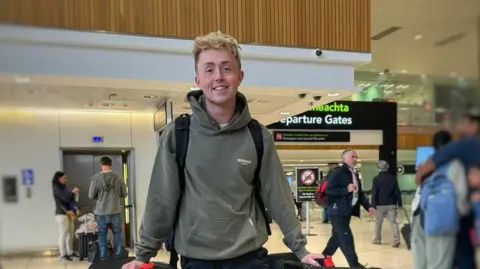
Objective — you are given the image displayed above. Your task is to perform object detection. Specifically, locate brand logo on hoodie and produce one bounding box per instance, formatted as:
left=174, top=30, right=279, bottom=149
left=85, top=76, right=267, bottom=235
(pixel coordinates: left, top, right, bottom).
left=237, top=159, right=252, bottom=166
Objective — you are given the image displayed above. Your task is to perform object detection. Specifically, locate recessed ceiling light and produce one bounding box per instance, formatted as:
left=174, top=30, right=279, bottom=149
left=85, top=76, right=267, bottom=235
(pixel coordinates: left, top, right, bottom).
left=327, top=93, right=340, bottom=97
left=300, top=160, right=304, bottom=163
left=103, top=103, right=114, bottom=107
left=280, top=111, right=290, bottom=115
left=143, top=95, right=157, bottom=99
left=401, top=69, right=408, bottom=73
left=414, top=34, right=423, bottom=40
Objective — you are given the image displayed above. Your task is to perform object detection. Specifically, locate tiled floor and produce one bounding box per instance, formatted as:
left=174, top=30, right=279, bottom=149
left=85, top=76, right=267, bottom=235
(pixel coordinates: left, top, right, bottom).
left=0, top=216, right=414, bottom=269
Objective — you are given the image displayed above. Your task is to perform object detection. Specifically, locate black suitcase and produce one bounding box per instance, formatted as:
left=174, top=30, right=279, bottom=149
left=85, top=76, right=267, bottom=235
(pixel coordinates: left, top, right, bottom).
left=88, top=257, right=136, bottom=269
left=78, top=232, right=98, bottom=260
left=267, top=252, right=381, bottom=269
left=398, top=208, right=412, bottom=250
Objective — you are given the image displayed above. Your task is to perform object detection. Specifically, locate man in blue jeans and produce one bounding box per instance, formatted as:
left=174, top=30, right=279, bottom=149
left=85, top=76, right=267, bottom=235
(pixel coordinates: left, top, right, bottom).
left=88, top=156, right=128, bottom=259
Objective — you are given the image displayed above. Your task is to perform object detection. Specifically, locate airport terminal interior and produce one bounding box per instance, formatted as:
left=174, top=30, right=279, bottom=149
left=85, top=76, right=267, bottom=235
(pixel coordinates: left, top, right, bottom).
left=1, top=0, right=480, bottom=268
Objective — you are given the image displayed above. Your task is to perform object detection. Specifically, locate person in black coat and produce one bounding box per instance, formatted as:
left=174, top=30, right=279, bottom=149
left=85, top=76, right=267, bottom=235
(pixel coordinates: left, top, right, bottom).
left=322, top=149, right=375, bottom=268
left=52, top=171, right=80, bottom=261
left=371, top=160, right=402, bottom=247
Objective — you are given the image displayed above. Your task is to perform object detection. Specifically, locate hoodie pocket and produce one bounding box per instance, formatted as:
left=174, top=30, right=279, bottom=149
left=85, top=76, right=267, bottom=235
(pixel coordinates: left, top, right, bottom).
left=187, top=216, right=258, bottom=252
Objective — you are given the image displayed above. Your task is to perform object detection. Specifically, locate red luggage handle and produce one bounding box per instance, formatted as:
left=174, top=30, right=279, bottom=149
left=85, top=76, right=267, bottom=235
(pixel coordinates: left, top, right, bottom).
left=139, top=262, right=155, bottom=269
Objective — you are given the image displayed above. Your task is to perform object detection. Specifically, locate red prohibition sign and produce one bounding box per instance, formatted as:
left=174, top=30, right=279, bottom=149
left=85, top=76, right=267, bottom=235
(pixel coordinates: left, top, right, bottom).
left=300, top=170, right=316, bottom=185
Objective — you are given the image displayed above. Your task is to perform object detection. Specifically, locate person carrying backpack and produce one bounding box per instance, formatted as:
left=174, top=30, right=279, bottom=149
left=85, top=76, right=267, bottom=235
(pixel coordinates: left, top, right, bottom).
left=122, top=31, right=324, bottom=269
left=416, top=114, right=480, bottom=269
left=412, top=130, right=469, bottom=269
left=315, top=164, right=339, bottom=224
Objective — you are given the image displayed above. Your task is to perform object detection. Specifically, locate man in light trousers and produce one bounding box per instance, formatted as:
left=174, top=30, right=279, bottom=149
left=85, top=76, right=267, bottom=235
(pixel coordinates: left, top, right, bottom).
left=371, top=160, right=402, bottom=247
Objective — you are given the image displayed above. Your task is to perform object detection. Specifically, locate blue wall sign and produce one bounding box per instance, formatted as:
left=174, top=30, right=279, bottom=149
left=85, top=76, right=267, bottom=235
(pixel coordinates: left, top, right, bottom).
left=21, top=169, right=34, bottom=186
left=92, top=136, right=104, bottom=143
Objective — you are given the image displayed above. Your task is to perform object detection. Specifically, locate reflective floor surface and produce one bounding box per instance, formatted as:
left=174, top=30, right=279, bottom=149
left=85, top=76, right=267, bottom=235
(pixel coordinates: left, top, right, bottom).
left=0, top=217, right=420, bottom=268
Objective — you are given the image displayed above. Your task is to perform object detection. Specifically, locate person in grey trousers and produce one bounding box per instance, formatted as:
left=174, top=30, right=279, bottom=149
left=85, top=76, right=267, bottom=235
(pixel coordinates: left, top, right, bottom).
left=371, top=160, right=402, bottom=247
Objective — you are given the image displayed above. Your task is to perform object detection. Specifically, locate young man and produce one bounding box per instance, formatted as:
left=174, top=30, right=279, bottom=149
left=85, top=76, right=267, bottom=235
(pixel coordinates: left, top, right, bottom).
left=88, top=156, right=128, bottom=260
left=371, top=160, right=402, bottom=247
left=323, top=149, right=375, bottom=268
left=122, top=32, right=323, bottom=269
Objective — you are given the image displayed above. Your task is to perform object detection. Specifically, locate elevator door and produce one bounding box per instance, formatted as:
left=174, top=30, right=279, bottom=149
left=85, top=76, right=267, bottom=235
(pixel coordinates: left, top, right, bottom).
left=62, top=154, right=123, bottom=211
left=62, top=152, right=129, bottom=247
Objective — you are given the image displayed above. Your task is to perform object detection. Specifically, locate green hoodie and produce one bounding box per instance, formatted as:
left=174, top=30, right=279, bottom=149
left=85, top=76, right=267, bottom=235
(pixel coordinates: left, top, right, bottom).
left=135, top=90, right=309, bottom=262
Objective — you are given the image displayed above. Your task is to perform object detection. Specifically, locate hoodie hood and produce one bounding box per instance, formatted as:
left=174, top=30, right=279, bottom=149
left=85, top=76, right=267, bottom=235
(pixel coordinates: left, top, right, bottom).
left=96, top=171, right=117, bottom=192
left=186, top=90, right=252, bottom=134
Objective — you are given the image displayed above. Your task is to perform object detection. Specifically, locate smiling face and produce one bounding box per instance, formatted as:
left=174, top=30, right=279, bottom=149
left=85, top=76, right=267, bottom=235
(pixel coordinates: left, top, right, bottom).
left=195, top=48, right=243, bottom=106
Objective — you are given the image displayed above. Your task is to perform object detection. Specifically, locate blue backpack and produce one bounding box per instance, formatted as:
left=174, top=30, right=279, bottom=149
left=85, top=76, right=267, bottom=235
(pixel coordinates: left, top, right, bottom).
left=420, top=165, right=459, bottom=235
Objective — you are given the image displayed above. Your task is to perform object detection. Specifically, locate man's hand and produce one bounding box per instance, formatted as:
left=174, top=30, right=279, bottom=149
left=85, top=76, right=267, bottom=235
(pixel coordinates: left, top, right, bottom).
left=301, top=253, right=325, bottom=266
left=347, top=183, right=356, bottom=193
left=415, top=159, right=435, bottom=185
left=72, top=187, right=80, bottom=193
left=368, top=208, right=376, bottom=215
left=121, top=261, right=146, bottom=269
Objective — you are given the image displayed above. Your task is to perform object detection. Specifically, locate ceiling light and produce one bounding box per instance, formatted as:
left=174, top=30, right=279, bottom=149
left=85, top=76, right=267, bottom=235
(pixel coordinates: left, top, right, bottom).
left=190, top=87, right=200, bottom=91
left=143, top=95, right=157, bottom=99
left=401, top=69, right=408, bottom=73
left=280, top=111, right=290, bottom=115
left=300, top=160, right=304, bottom=163
left=414, top=34, right=423, bottom=40
left=14, top=76, right=30, bottom=83
left=327, top=93, right=340, bottom=97
left=103, top=103, right=114, bottom=107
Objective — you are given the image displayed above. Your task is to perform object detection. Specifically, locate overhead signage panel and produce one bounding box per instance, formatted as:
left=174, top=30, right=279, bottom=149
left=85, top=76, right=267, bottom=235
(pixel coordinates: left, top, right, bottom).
left=268, top=101, right=397, bottom=130
left=274, top=131, right=350, bottom=142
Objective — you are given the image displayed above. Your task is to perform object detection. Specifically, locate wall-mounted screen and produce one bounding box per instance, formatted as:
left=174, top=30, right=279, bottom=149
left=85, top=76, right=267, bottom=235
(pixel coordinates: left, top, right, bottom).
left=153, top=102, right=173, bottom=131
left=415, top=146, right=435, bottom=167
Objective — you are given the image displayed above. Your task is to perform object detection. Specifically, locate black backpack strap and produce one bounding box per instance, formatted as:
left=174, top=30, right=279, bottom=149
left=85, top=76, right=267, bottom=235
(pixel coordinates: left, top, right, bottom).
left=247, top=119, right=272, bottom=236
left=169, top=114, right=190, bottom=266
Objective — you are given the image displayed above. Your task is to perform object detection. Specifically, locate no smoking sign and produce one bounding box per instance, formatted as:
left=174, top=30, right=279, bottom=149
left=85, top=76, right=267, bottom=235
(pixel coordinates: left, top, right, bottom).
left=300, top=170, right=316, bottom=185
left=295, top=167, right=320, bottom=202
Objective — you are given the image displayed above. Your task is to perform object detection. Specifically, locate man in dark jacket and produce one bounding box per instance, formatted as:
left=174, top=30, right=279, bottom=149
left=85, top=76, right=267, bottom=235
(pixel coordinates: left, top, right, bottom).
left=371, top=160, right=402, bottom=247
left=322, top=148, right=375, bottom=268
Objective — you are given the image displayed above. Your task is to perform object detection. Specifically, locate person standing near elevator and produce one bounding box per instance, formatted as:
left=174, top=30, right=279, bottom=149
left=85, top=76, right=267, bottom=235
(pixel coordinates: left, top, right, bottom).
left=371, top=160, right=402, bottom=247
left=88, top=156, right=128, bottom=260
left=322, top=149, right=376, bottom=268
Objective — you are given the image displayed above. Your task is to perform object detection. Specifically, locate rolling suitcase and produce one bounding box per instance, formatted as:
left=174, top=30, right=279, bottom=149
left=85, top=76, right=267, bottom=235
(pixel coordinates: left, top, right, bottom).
left=399, top=208, right=412, bottom=250
left=78, top=232, right=98, bottom=260
left=77, top=213, right=99, bottom=260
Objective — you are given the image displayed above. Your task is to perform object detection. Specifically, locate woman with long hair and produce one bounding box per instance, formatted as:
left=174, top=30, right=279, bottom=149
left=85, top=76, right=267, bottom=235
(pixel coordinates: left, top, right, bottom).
left=52, top=171, right=80, bottom=261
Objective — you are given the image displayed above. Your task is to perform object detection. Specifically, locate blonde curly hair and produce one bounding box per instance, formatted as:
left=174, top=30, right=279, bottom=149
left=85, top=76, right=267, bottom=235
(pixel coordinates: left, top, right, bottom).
left=193, top=31, right=242, bottom=69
